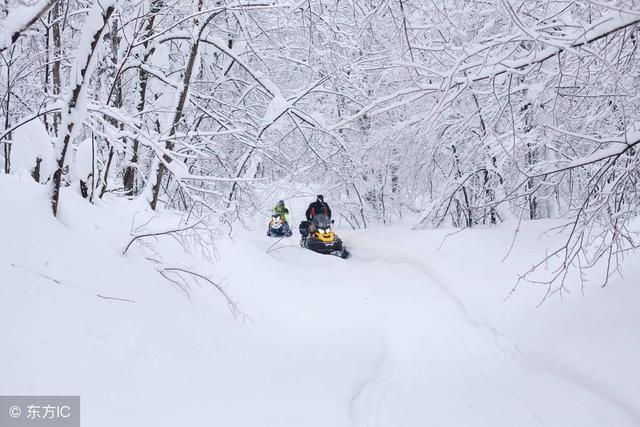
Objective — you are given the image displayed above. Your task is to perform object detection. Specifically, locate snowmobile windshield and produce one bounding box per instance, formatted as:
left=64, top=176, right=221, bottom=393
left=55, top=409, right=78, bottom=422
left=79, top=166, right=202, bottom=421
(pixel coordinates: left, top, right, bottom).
left=312, top=213, right=332, bottom=228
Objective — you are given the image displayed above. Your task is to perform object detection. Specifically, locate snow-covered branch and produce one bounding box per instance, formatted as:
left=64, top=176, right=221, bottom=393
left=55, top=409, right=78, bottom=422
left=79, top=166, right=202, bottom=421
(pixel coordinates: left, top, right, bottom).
left=0, top=0, right=58, bottom=52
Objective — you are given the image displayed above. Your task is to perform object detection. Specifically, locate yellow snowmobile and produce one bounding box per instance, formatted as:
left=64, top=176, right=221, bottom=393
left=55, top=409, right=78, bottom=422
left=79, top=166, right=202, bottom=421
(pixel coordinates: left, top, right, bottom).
left=300, top=214, right=350, bottom=259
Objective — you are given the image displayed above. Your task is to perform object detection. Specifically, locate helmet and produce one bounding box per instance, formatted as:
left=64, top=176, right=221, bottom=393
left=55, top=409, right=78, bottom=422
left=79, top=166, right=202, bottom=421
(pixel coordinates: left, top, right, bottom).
left=317, top=194, right=324, bottom=202
left=278, top=199, right=285, bottom=206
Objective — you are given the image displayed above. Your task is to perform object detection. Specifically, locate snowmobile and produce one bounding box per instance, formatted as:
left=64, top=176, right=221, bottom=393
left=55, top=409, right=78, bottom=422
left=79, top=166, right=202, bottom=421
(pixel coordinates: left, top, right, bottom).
left=300, top=214, right=350, bottom=259
left=267, top=214, right=292, bottom=237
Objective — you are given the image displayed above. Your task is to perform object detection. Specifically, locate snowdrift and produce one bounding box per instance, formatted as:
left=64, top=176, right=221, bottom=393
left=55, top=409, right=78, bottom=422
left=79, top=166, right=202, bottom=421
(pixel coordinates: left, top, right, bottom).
left=2, top=175, right=639, bottom=426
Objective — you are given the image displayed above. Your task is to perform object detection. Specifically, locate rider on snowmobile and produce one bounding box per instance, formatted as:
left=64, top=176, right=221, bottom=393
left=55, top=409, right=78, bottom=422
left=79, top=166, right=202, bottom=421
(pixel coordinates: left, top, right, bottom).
left=273, top=200, right=290, bottom=222
left=299, top=195, right=349, bottom=258
left=305, top=195, right=331, bottom=221
left=268, top=200, right=293, bottom=237
left=300, top=195, right=331, bottom=238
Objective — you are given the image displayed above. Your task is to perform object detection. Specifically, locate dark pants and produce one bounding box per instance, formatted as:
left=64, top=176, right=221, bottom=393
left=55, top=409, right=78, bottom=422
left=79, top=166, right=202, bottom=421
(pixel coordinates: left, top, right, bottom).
left=299, top=220, right=318, bottom=236
left=299, top=221, right=310, bottom=237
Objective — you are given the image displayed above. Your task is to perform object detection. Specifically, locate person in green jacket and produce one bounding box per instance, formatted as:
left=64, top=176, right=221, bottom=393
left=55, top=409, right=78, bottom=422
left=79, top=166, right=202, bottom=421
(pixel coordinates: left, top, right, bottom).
left=273, top=200, right=290, bottom=223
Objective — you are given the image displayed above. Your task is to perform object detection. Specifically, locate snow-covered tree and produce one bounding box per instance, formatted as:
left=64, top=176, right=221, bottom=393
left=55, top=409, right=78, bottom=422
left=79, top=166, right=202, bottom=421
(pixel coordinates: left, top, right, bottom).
left=0, top=0, right=638, bottom=288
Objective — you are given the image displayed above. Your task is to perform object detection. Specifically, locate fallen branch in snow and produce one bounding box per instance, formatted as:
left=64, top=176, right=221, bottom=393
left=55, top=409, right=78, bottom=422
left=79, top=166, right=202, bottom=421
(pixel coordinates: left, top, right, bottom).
left=96, top=294, right=135, bottom=303
left=123, top=220, right=204, bottom=255
left=162, top=267, right=244, bottom=320
left=10, top=263, right=136, bottom=303
left=436, top=227, right=468, bottom=251
left=10, top=263, right=62, bottom=284
left=265, top=235, right=295, bottom=254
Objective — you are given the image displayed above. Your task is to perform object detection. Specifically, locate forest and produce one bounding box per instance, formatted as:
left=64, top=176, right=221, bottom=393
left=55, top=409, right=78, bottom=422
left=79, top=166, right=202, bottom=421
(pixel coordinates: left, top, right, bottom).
left=1, top=0, right=639, bottom=286
left=2, top=2, right=640, bottom=426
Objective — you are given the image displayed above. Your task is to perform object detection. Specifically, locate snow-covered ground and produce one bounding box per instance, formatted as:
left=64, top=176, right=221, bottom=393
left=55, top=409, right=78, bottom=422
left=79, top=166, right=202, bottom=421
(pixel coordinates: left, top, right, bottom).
left=2, top=175, right=639, bottom=426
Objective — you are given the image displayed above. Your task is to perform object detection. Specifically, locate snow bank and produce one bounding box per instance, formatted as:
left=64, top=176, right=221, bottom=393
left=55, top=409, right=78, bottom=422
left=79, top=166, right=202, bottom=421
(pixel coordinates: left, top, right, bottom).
left=345, top=221, right=640, bottom=424
left=2, top=175, right=639, bottom=426
left=0, top=176, right=381, bottom=427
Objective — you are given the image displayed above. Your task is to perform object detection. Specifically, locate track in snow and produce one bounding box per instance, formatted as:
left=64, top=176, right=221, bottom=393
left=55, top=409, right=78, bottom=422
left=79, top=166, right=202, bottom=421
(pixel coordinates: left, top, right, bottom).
left=267, top=236, right=638, bottom=427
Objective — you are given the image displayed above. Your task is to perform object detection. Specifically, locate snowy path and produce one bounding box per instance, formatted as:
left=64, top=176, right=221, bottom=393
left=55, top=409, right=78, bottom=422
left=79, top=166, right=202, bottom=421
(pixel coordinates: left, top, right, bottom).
left=255, top=235, right=637, bottom=427
left=3, top=179, right=640, bottom=427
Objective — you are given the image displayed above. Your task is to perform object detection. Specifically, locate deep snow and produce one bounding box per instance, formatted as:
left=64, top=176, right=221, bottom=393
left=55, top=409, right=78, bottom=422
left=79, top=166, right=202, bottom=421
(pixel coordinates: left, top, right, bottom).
left=1, top=175, right=639, bottom=426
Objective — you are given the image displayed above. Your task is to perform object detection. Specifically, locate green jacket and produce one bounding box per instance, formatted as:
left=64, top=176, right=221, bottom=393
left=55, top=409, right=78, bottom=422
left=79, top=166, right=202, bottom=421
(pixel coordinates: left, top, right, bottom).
left=273, top=204, right=290, bottom=222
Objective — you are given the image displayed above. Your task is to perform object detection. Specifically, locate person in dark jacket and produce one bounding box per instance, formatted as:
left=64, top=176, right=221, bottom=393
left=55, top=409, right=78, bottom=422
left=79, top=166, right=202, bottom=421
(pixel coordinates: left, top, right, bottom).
left=299, top=195, right=332, bottom=239
left=305, top=195, right=332, bottom=220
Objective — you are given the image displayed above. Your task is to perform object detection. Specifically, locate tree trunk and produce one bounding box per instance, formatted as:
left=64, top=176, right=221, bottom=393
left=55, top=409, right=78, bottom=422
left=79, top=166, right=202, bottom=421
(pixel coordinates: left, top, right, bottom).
left=123, top=0, right=164, bottom=196
left=50, top=2, right=116, bottom=216
left=99, top=15, right=123, bottom=199
left=32, top=158, right=42, bottom=182
left=4, top=60, right=11, bottom=174
left=149, top=0, right=208, bottom=210
left=51, top=1, right=62, bottom=135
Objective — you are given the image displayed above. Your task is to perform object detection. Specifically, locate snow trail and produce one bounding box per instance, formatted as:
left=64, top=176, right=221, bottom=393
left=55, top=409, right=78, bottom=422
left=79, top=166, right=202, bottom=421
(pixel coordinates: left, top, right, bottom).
left=242, top=229, right=637, bottom=426
left=323, top=236, right=638, bottom=427
left=4, top=179, right=639, bottom=427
